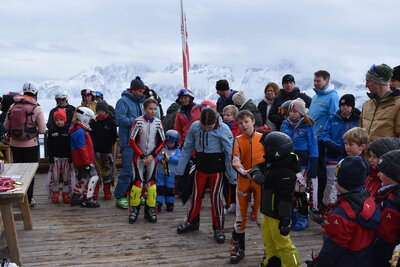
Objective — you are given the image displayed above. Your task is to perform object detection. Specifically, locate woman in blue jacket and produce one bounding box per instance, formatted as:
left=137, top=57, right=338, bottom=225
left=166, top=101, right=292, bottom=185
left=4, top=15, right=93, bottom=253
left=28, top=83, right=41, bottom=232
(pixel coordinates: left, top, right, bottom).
left=280, top=98, right=318, bottom=231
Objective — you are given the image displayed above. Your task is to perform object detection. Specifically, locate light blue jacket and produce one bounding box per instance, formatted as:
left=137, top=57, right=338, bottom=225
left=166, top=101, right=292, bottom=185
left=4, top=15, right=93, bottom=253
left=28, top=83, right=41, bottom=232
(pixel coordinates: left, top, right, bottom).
left=176, top=117, right=235, bottom=180
left=308, top=83, right=340, bottom=138
left=156, top=146, right=181, bottom=176
left=115, top=90, right=144, bottom=148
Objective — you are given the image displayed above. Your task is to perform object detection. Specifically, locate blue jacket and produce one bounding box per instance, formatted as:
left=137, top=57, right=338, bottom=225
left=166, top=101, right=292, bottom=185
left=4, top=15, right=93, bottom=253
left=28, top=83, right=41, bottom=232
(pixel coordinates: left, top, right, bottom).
left=115, top=90, right=144, bottom=148
left=280, top=118, right=318, bottom=177
left=176, top=117, right=235, bottom=180
left=321, top=109, right=360, bottom=162
left=308, top=84, right=340, bottom=138
left=156, top=146, right=181, bottom=176
left=316, top=189, right=380, bottom=267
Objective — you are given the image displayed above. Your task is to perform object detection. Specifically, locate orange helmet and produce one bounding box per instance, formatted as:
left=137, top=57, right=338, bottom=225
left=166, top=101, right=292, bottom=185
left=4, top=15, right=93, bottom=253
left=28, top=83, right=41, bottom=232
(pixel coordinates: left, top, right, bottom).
left=200, top=100, right=216, bottom=109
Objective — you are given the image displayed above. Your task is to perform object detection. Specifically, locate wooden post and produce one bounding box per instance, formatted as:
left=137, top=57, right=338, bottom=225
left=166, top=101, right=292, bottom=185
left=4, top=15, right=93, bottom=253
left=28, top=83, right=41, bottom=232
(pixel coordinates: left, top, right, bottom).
left=0, top=204, right=22, bottom=266
left=20, top=194, right=32, bottom=230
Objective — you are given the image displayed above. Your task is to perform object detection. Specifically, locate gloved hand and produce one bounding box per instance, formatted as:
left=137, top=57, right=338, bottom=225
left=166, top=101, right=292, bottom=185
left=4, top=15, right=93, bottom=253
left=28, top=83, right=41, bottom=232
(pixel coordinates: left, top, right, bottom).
left=48, top=157, right=54, bottom=164
left=279, top=217, right=291, bottom=236
left=83, top=164, right=91, bottom=173
left=249, top=165, right=265, bottom=184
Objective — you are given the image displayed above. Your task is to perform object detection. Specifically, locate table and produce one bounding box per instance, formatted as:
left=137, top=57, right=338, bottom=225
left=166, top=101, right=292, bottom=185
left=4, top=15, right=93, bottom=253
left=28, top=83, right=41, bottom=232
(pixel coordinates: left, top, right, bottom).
left=0, top=163, right=38, bottom=267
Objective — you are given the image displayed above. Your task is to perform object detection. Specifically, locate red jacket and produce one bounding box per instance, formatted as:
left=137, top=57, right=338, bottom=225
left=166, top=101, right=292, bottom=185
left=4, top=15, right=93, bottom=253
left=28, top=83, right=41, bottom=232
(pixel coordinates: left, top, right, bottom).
left=69, top=123, right=95, bottom=167
left=364, top=167, right=381, bottom=198
left=174, top=105, right=201, bottom=146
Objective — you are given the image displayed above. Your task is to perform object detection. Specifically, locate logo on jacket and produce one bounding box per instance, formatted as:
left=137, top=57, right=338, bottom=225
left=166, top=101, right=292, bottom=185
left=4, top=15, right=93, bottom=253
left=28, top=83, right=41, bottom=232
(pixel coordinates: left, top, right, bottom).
left=386, top=213, right=392, bottom=219
left=275, top=152, right=280, bottom=157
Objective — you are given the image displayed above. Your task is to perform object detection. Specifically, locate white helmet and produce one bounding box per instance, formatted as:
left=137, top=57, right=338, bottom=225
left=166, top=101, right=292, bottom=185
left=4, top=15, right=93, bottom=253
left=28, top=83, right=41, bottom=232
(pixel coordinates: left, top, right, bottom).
left=22, top=82, right=38, bottom=95
left=76, top=107, right=95, bottom=129
left=54, top=90, right=68, bottom=101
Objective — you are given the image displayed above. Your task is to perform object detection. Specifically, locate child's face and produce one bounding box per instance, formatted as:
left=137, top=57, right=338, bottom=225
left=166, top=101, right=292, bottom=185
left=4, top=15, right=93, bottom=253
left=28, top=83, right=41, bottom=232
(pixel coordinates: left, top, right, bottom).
left=55, top=118, right=66, bottom=127
left=144, top=103, right=158, bottom=119
left=166, top=141, right=175, bottom=149
left=340, top=104, right=353, bottom=117
left=378, top=171, right=396, bottom=186
left=345, top=141, right=366, bottom=156
left=97, top=110, right=107, bottom=117
left=237, top=116, right=255, bottom=135
left=83, top=95, right=92, bottom=103
left=223, top=111, right=234, bottom=123
left=289, top=109, right=301, bottom=121
left=369, top=151, right=379, bottom=168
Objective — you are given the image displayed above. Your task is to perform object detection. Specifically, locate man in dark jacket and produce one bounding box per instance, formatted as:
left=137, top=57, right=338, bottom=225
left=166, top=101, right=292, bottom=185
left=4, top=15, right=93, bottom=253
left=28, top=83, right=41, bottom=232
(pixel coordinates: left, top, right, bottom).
left=268, top=74, right=311, bottom=130
left=216, top=79, right=237, bottom=115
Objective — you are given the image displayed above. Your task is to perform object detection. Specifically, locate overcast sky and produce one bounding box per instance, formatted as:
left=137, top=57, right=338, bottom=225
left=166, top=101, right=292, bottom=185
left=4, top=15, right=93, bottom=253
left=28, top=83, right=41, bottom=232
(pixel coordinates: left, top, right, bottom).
left=1, top=0, right=399, bottom=90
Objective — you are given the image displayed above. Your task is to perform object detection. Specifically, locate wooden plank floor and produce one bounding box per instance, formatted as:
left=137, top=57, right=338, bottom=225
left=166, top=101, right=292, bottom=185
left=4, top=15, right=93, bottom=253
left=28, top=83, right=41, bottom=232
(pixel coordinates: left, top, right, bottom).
left=0, top=173, right=323, bottom=266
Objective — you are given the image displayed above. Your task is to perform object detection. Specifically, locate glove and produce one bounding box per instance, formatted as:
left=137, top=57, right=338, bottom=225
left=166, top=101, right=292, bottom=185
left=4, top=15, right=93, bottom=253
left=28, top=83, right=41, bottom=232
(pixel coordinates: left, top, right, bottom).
left=83, top=164, right=91, bottom=173
left=279, top=217, right=291, bottom=236
left=249, top=166, right=265, bottom=184
left=48, top=157, right=54, bottom=164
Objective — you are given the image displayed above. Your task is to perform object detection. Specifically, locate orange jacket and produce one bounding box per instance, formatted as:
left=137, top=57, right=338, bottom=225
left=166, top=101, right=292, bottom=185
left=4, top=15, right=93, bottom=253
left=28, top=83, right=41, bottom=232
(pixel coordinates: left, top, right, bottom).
left=232, top=131, right=265, bottom=178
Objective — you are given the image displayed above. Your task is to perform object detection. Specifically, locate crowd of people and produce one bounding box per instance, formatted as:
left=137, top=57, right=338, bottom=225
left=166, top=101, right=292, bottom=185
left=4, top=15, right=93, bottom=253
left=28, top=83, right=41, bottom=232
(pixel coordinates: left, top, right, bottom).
left=0, top=64, right=399, bottom=266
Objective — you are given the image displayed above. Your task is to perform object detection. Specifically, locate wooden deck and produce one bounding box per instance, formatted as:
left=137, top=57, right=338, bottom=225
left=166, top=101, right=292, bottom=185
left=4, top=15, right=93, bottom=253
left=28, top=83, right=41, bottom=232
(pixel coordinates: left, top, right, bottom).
left=0, top=173, right=323, bottom=266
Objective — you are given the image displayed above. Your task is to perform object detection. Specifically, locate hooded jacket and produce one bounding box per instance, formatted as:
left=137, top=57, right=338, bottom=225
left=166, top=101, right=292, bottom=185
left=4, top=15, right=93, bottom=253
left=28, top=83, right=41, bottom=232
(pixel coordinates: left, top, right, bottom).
left=360, top=88, right=400, bottom=144
left=268, top=88, right=312, bottom=130
left=308, top=84, right=340, bottom=138
left=321, top=109, right=360, bottom=162
left=316, top=189, right=381, bottom=267
left=115, top=90, right=144, bottom=148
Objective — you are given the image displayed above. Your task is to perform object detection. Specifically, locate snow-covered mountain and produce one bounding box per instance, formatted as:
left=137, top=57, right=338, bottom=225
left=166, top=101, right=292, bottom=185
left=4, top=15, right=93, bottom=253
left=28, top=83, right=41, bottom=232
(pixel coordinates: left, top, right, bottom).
left=35, top=61, right=369, bottom=113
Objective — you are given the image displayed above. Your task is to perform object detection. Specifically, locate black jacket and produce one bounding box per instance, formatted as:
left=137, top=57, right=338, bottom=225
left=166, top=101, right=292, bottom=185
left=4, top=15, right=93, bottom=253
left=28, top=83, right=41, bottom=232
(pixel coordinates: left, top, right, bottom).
left=47, top=125, right=72, bottom=161
left=162, top=102, right=181, bottom=131
left=90, top=115, right=117, bottom=153
left=252, top=153, right=300, bottom=220
left=47, top=104, right=76, bottom=131
left=268, top=88, right=312, bottom=130
left=239, top=99, right=263, bottom=126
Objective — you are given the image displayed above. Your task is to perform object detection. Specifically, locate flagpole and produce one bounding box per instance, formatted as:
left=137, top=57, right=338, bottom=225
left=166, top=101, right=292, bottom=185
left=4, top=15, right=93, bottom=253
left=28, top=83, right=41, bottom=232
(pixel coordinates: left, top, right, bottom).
left=180, top=0, right=190, bottom=89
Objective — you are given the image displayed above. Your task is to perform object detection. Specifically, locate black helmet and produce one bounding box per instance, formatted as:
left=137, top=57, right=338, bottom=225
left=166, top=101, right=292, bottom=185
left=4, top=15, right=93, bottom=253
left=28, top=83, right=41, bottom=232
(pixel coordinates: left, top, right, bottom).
left=260, top=131, right=292, bottom=161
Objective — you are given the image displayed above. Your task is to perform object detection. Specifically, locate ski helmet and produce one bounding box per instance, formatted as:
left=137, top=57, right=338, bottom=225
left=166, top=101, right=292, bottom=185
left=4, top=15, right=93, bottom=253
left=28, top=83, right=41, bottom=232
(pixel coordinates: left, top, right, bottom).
left=94, top=91, right=103, bottom=100
left=260, top=131, right=292, bottom=161
left=200, top=100, right=216, bottom=109
left=54, top=90, right=68, bottom=101
left=81, top=88, right=95, bottom=96
left=177, top=88, right=195, bottom=98
left=22, top=82, right=38, bottom=95
left=75, top=107, right=95, bottom=129
left=165, top=129, right=180, bottom=143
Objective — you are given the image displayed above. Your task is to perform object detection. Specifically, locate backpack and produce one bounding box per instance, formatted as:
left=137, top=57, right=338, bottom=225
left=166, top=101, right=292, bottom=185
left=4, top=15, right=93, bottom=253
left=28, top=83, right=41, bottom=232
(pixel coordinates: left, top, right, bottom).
left=7, top=101, right=38, bottom=141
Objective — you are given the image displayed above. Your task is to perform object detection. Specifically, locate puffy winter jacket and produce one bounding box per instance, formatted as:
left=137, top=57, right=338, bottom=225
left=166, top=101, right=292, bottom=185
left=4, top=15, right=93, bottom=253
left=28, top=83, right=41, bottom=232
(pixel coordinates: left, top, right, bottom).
left=268, top=88, right=312, bottom=130
left=360, top=88, right=400, bottom=144
left=47, top=125, right=71, bottom=161
left=115, top=90, right=144, bottom=148
left=320, top=109, right=360, bottom=162
left=308, top=84, right=340, bottom=138
left=280, top=118, right=318, bottom=178
left=69, top=123, right=95, bottom=167
left=90, top=114, right=117, bottom=154
left=364, top=167, right=381, bottom=198
left=174, top=103, right=200, bottom=147
left=176, top=117, right=235, bottom=181
left=316, top=189, right=381, bottom=267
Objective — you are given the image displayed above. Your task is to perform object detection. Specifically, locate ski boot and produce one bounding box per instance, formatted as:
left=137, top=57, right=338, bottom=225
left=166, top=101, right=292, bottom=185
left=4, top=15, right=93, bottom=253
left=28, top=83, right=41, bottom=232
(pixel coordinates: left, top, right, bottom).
left=116, top=197, right=129, bottom=209
left=103, top=183, right=112, bottom=200
left=51, top=191, right=59, bottom=204
left=70, top=193, right=82, bottom=206
left=250, top=205, right=256, bottom=221
left=166, top=203, right=174, bottom=212
left=144, top=205, right=157, bottom=223
left=213, top=229, right=226, bottom=244
left=177, top=216, right=200, bottom=234
left=129, top=206, right=140, bottom=224
left=81, top=197, right=100, bottom=208
left=62, top=192, right=71, bottom=204
left=229, top=231, right=245, bottom=264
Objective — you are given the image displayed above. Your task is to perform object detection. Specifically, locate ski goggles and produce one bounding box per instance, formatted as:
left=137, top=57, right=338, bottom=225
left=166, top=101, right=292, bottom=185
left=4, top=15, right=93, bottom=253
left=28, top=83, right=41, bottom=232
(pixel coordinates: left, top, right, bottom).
left=278, top=107, right=289, bottom=116
left=177, top=89, right=192, bottom=97
left=81, top=89, right=94, bottom=96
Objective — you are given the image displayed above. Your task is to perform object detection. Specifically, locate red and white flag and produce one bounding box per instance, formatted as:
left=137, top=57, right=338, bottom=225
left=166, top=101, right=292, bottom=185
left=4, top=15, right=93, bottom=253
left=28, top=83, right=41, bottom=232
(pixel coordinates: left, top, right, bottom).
left=180, top=0, right=190, bottom=89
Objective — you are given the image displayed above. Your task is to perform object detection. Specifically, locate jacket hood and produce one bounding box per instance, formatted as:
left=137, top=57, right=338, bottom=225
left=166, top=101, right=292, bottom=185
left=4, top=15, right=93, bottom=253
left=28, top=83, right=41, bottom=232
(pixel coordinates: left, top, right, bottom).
left=313, top=83, right=336, bottom=95
left=13, top=95, right=38, bottom=105
left=339, top=189, right=380, bottom=230
left=121, top=89, right=145, bottom=103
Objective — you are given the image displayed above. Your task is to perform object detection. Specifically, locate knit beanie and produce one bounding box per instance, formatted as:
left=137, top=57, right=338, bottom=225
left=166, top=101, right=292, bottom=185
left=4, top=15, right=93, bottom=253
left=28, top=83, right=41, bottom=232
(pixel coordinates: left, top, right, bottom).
left=377, top=149, right=400, bottom=183
left=365, top=64, right=393, bottom=85
left=96, top=101, right=109, bottom=113
left=282, top=74, right=295, bottom=84
left=129, top=76, right=145, bottom=90
left=53, top=108, right=67, bottom=122
left=339, top=94, right=355, bottom=109
left=368, top=137, right=400, bottom=158
left=392, top=65, right=400, bottom=82
left=232, top=90, right=246, bottom=106
left=337, top=156, right=366, bottom=191
left=289, top=98, right=307, bottom=116
left=216, top=80, right=230, bottom=91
